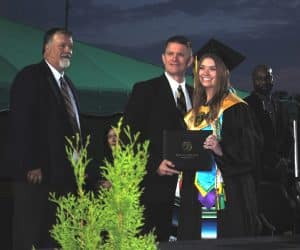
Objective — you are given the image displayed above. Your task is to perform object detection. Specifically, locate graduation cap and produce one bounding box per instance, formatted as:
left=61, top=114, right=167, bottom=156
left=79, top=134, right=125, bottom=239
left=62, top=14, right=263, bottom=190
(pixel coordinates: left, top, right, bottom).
left=195, top=38, right=245, bottom=71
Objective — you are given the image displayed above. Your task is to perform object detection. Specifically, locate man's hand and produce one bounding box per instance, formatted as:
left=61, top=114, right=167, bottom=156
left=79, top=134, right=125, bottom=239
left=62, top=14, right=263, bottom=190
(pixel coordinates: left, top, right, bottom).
left=27, top=168, right=42, bottom=184
left=157, top=159, right=180, bottom=176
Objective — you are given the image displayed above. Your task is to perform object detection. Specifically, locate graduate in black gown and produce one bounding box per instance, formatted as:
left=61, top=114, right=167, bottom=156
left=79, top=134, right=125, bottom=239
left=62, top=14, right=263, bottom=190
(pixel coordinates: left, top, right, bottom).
left=177, top=39, right=260, bottom=240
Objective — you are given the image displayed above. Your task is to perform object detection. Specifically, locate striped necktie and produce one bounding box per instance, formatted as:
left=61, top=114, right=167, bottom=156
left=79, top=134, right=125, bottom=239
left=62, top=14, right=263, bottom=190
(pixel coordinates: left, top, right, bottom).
left=177, top=85, right=187, bottom=116
left=59, top=77, right=80, bottom=134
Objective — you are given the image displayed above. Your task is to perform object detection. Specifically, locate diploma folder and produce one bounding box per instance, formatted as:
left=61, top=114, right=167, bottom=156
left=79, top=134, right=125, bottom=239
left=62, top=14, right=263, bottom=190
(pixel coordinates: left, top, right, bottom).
left=163, top=130, right=213, bottom=171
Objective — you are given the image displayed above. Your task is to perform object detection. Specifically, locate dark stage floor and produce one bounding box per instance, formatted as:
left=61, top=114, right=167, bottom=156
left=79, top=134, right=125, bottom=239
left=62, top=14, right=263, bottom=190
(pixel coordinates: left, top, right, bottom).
left=159, top=235, right=300, bottom=250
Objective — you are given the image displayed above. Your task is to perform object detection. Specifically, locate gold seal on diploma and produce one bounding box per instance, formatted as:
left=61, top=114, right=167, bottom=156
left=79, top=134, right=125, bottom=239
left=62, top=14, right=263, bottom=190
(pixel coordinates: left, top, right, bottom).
left=182, top=141, right=192, bottom=153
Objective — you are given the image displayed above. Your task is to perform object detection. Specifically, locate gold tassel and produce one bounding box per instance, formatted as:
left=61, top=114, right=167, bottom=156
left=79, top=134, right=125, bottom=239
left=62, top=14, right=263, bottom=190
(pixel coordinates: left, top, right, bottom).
left=194, top=55, right=198, bottom=88
left=194, top=55, right=198, bottom=75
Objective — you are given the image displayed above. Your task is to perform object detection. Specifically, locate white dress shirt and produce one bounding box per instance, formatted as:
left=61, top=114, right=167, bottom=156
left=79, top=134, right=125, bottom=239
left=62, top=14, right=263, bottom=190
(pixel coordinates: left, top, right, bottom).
left=45, top=60, right=80, bottom=130
left=164, top=72, right=192, bottom=112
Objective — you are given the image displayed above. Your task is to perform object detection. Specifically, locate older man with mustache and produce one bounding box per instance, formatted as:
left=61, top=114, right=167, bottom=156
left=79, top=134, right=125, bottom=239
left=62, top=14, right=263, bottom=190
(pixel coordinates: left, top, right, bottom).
left=9, top=28, right=81, bottom=250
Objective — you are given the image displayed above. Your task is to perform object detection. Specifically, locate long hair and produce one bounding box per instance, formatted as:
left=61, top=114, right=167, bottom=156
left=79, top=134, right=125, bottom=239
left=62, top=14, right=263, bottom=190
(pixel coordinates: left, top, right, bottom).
left=192, top=53, right=230, bottom=123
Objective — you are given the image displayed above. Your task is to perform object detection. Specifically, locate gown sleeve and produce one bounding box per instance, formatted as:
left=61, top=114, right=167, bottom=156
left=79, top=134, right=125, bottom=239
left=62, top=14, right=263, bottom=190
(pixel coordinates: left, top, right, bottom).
left=215, top=102, right=262, bottom=177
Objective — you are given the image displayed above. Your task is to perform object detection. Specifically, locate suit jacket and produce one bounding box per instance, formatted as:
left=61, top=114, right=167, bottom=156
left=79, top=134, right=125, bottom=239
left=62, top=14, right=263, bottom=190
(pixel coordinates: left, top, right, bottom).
left=9, top=60, right=80, bottom=193
left=123, top=74, right=193, bottom=203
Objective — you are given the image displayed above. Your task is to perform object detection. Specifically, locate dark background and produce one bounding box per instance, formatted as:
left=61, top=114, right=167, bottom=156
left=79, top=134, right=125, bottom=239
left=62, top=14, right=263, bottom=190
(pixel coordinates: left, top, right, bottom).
left=1, top=0, right=300, bottom=94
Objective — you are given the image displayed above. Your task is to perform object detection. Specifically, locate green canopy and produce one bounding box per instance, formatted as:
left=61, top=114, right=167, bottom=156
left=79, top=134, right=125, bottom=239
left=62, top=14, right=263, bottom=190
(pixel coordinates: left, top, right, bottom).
left=0, top=17, right=248, bottom=115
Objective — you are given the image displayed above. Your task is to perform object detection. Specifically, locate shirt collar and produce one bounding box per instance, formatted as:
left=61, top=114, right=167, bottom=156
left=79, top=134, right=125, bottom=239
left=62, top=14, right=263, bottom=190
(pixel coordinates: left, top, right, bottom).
left=45, top=60, right=64, bottom=87
left=164, top=72, right=186, bottom=91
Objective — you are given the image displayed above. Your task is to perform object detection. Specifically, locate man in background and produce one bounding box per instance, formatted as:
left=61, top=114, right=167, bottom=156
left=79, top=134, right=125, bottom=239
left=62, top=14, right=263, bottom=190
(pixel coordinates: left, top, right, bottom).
left=245, top=64, right=293, bottom=234
left=245, top=64, right=292, bottom=184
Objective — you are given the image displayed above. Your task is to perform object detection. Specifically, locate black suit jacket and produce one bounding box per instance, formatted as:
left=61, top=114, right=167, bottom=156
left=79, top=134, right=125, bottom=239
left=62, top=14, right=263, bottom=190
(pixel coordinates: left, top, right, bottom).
left=9, top=60, right=80, bottom=193
left=123, top=74, right=193, bottom=203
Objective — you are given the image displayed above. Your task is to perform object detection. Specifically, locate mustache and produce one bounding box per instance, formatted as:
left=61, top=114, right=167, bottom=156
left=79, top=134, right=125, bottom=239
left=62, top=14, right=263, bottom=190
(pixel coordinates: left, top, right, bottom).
left=61, top=54, right=72, bottom=59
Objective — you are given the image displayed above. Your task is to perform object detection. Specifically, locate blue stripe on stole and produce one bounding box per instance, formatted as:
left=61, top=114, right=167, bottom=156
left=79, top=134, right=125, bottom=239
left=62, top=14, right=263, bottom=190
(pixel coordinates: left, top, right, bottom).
left=201, top=219, right=217, bottom=239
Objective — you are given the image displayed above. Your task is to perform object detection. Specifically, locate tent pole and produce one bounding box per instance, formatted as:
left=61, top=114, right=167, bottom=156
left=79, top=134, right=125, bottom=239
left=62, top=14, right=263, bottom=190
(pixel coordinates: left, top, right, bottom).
left=65, top=0, right=70, bottom=30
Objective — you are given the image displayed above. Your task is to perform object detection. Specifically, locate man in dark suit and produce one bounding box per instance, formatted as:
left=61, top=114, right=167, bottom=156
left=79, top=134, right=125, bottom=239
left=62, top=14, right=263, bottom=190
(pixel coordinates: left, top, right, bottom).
left=123, top=35, right=193, bottom=241
left=10, top=28, right=81, bottom=250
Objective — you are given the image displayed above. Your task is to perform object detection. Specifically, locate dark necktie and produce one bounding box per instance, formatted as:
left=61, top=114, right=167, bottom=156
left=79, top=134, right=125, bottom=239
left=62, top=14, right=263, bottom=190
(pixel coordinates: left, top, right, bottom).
left=176, top=85, right=187, bottom=116
left=59, top=77, right=80, bottom=134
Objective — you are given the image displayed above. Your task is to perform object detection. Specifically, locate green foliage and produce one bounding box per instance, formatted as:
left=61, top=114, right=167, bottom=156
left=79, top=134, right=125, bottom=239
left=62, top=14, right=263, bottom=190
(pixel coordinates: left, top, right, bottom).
left=50, top=134, right=105, bottom=249
left=49, top=119, right=157, bottom=250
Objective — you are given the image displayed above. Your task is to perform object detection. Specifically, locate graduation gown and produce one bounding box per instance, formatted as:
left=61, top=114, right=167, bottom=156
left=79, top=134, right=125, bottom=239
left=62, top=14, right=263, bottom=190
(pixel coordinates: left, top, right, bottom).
left=178, top=93, right=259, bottom=240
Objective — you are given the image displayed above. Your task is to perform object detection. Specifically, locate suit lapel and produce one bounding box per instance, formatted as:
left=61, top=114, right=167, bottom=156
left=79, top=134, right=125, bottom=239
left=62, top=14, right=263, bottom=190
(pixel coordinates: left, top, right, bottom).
left=40, top=61, right=64, bottom=105
left=41, top=61, right=80, bottom=113
left=41, top=61, right=75, bottom=126
left=159, top=75, right=188, bottom=128
left=160, top=75, right=178, bottom=111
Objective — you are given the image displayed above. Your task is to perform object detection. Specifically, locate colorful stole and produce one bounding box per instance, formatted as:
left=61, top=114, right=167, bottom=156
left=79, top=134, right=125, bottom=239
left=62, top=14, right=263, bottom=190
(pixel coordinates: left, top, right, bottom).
left=194, top=114, right=223, bottom=239
left=170, top=93, right=245, bottom=241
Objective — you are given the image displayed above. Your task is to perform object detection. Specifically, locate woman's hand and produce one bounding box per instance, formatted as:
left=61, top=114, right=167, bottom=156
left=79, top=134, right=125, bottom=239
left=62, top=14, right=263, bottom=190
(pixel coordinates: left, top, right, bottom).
left=203, top=134, right=223, bottom=156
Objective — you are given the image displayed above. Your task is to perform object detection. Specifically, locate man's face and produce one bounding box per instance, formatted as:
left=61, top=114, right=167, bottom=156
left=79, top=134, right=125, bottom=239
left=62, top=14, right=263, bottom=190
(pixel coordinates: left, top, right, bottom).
left=44, top=33, right=73, bottom=72
left=254, top=68, right=274, bottom=95
left=162, top=42, right=192, bottom=80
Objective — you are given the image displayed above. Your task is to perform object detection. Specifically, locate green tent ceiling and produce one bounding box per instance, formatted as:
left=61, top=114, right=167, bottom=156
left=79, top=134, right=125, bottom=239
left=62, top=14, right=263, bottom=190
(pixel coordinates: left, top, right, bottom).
left=0, top=17, right=248, bottom=115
